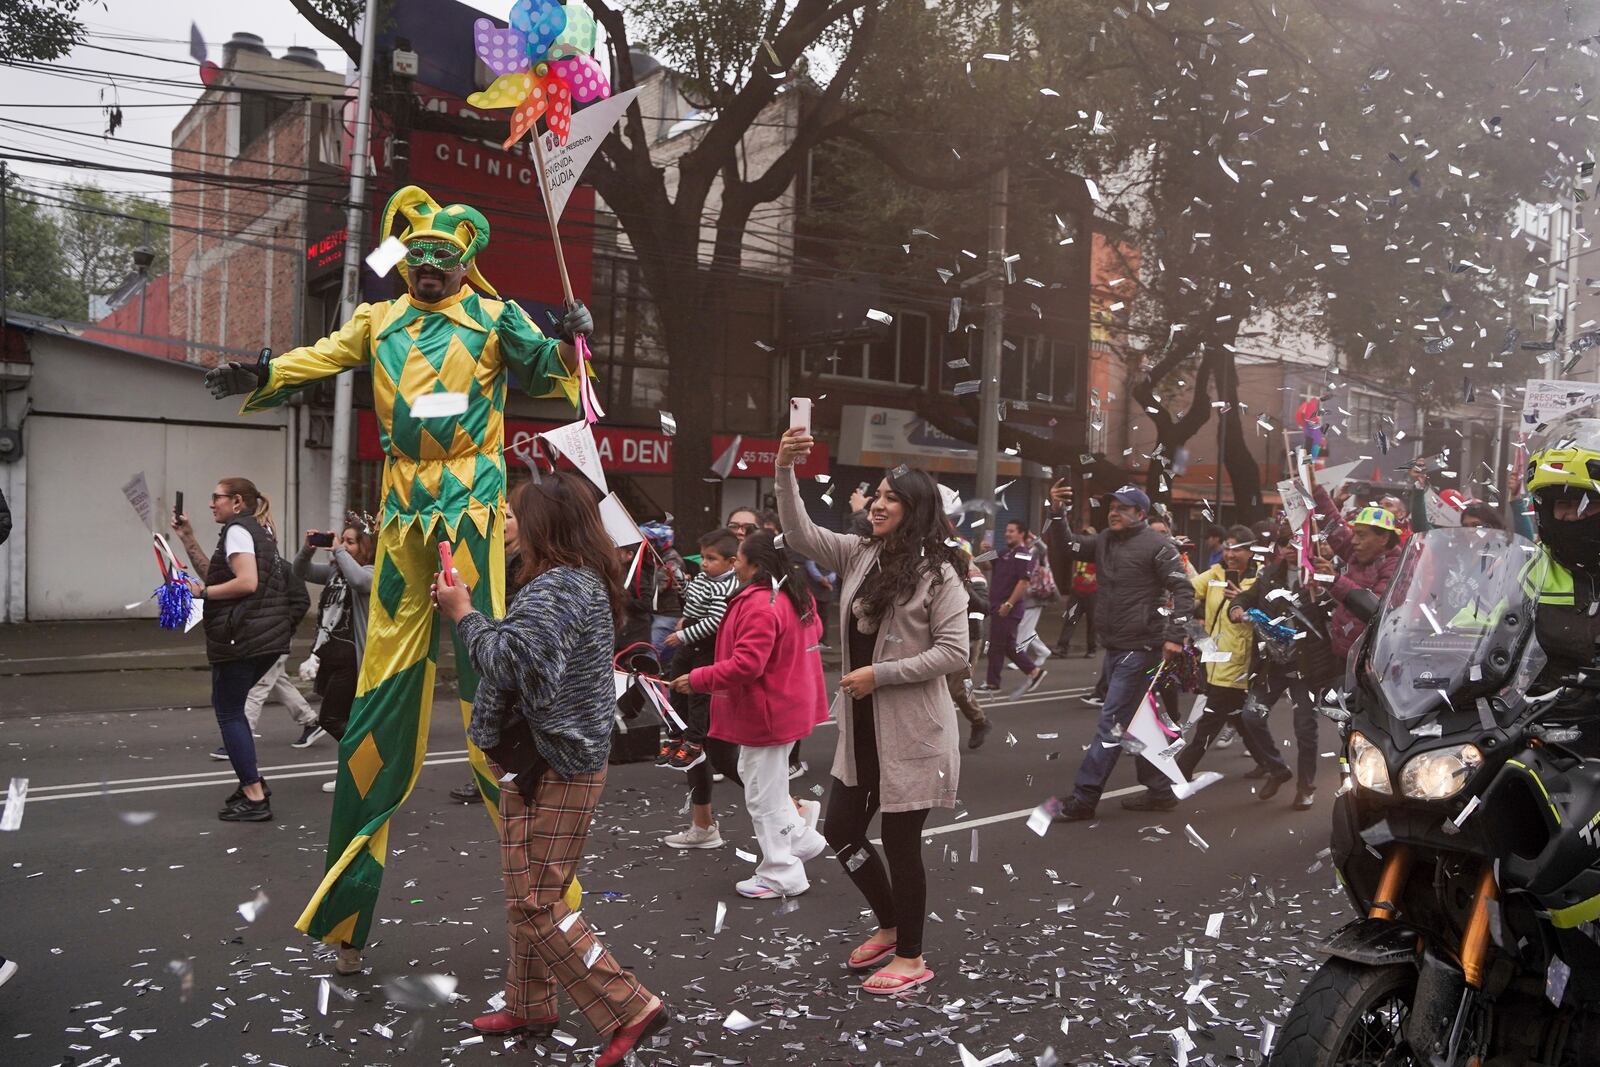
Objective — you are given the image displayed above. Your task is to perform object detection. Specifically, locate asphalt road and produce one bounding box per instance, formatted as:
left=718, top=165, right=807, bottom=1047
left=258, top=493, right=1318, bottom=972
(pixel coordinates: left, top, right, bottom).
left=0, top=655, right=1352, bottom=1066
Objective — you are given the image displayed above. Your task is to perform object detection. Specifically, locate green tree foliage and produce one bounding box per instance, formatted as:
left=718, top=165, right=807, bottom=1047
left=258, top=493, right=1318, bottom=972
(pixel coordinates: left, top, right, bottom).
left=2, top=179, right=169, bottom=323
left=811, top=0, right=1593, bottom=507
left=2, top=178, right=82, bottom=321
left=0, top=0, right=92, bottom=62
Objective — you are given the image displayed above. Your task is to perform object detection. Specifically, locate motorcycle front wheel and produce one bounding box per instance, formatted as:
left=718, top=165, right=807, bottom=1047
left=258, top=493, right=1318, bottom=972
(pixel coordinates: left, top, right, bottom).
left=1269, top=959, right=1421, bottom=1067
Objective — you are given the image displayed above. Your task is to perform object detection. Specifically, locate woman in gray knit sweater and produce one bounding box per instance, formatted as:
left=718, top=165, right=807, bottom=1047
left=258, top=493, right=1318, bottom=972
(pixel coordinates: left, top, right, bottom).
left=432, top=472, right=666, bottom=1066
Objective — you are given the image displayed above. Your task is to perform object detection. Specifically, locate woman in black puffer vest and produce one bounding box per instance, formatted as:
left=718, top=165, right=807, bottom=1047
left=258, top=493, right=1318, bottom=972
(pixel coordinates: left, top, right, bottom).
left=179, top=477, right=304, bottom=822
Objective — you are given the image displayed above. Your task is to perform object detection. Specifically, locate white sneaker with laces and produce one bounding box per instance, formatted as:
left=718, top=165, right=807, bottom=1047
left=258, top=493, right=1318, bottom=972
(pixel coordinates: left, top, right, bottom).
left=788, top=760, right=808, bottom=780
left=737, top=876, right=801, bottom=899
left=663, top=823, right=724, bottom=849
left=1215, top=726, right=1238, bottom=749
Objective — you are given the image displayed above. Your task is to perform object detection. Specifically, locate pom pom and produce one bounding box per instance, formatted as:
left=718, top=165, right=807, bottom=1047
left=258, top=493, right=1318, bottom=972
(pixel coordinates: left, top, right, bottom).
left=156, top=579, right=193, bottom=631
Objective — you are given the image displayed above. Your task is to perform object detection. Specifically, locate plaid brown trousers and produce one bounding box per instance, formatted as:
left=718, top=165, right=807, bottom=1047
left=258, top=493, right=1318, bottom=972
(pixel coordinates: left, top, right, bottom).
left=498, top=766, right=653, bottom=1034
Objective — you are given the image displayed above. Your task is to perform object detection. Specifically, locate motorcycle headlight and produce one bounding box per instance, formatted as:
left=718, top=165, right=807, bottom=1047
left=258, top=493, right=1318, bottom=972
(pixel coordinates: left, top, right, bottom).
left=1349, top=732, right=1393, bottom=795
left=1400, top=744, right=1483, bottom=801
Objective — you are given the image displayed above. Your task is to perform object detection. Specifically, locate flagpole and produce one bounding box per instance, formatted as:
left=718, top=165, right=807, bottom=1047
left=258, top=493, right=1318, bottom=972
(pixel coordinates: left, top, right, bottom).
left=528, top=129, right=576, bottom=308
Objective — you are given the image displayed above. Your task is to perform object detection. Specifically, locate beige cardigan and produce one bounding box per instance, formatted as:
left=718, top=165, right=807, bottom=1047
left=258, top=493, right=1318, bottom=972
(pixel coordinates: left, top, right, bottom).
left=774, top=465, right=969, bottom=811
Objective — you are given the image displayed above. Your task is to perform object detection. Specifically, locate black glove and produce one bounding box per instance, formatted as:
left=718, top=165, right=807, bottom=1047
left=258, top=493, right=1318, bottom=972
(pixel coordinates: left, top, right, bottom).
left=553, top=301, right=593, bottom=344
left=204, top=349, right=271, bottom=399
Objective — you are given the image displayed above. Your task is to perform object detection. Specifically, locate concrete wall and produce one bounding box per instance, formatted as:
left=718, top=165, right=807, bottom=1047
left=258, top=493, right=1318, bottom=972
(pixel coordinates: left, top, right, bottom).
left=1, top=324, right=329, bottom=621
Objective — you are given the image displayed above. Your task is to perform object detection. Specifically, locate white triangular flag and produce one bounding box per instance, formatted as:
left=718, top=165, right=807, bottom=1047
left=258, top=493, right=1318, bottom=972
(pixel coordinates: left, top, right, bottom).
left=537, top=88, right=642, bottom=225
left=598, top=492, right=642, bottom=547
left=539, top=418, right=608, bottom=494
left=709, top=435, right=744, bottom=480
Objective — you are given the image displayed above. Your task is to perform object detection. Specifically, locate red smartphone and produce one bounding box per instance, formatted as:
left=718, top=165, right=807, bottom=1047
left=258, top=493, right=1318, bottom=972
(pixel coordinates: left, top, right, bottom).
left=438, top=542, right=455, bottom=586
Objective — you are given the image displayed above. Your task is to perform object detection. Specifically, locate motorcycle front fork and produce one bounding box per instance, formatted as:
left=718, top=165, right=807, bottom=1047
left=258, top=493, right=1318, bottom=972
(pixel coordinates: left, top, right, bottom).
left=1370, top=845, right=1500, bottom=1064
left=1368, top=844, right=1500, bottom=989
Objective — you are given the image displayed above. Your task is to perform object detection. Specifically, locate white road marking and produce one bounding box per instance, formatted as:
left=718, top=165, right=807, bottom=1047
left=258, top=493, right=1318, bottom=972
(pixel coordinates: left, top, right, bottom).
left=26, top=685, right=1102, bottom=804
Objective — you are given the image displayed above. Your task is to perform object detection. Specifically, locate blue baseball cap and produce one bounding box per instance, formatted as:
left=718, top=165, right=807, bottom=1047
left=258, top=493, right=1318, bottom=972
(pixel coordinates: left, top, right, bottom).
left=1111, top=485, right=1151, bottom=512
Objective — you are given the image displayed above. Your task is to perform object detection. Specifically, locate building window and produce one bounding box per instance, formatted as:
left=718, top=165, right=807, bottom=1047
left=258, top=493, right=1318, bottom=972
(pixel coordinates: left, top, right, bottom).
left=798, top=311, right=930, bottom=387
left=238, top=93, right=293, bottom=154
left=1347, top=389, right=1396, bottom=443
left=937, top=331, right=1078, bottom=408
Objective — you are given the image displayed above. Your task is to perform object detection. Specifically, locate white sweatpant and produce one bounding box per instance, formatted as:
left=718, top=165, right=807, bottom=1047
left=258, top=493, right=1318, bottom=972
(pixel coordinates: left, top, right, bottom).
left=737, top=743, right=827, bottom=895
left=244, top=655, right=317, bottom=731
left=1018, top=605, right=1052, bottom=664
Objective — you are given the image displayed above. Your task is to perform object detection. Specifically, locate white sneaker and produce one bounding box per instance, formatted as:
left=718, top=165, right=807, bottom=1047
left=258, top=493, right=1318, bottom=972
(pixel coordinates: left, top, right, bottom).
left=736, top=876, right=803, bottom=899
left=788, top=761, right=808, bottom=780
left=1215, top=726, right=1239, bottom=749
left=796, top=799, right=822, bottom=834
left=322, top=780, right=337, bottom=793
left=664, top=823, right=724, bottom=849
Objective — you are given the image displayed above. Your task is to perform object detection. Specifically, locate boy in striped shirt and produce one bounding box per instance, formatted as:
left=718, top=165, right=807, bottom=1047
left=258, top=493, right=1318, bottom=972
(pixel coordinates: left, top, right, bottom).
left=658, top=529, right=740, bottom=771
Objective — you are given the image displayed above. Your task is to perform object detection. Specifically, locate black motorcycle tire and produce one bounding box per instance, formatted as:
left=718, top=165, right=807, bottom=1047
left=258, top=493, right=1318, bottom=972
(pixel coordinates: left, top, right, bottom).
left=1269, top=959, right=1420, bottom=1067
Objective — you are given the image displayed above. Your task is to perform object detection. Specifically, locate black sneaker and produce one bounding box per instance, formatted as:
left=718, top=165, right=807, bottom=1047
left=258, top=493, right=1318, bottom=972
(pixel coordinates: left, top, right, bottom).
left=967, top=720, right=992, bottom=750
left=1120, top=792, right=1178, bottom=812
left=1024, top=668, right=1049, bottom=694
left=291, top=725, right=326, bottom=749
left=450, top=781, right=481, bottom=802
left=654, top=739, right=677, bottom=767
left=218, top=795, right=272, bottom=822
left=225, top=778, right=271, bottom=805
left=1257, top=769, right=1294, bottom=801
left=666, top=741, right=706, bottom=771
left=1242, top=765, right=1272, bottom=780
left=1054, top=797, right=1097, bottom=822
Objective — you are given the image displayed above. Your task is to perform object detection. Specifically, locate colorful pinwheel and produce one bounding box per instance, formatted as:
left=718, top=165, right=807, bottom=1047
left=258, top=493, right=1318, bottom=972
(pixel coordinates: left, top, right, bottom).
left=467, top=0, right=612, bottom=149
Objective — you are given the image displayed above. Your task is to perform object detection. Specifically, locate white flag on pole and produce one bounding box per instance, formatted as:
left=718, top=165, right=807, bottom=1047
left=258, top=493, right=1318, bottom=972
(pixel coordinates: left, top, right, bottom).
left=536, top=88, right=642, bottom=226
left=539, top=418, right=609, bottom=494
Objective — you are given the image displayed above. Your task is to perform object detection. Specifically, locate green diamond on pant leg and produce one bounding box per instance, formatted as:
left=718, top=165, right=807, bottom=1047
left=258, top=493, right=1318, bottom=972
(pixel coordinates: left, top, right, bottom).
left=376, top=553, right=406, bottom=619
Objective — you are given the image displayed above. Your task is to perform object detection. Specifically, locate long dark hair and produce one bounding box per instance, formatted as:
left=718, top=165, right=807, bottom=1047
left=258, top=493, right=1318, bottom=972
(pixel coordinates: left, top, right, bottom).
left=738, top=532, right=815, bottom=623
left=856, top=466, right=965, bottom=622
left=511, top=471, right=626, bottom=625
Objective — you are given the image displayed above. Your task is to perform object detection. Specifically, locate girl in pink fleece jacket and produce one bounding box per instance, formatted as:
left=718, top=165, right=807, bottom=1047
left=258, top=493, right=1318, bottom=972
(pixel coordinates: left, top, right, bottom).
left=671, top=532, right=830, bottom=898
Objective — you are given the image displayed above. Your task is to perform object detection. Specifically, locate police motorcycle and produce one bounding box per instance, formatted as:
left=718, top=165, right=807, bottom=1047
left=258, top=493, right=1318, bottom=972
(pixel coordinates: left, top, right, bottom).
left=1270, top=526, right=1600, bottom=1066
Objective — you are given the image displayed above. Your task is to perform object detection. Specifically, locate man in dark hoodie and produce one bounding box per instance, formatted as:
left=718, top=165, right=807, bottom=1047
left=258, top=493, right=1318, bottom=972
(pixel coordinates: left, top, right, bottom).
left=1045, top=482, right=1198, bottom=819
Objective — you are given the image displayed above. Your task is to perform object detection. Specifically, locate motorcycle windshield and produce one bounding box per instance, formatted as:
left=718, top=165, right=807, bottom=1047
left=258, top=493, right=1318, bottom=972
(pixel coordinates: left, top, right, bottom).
left=1363, top=528, right=1542, bottom=722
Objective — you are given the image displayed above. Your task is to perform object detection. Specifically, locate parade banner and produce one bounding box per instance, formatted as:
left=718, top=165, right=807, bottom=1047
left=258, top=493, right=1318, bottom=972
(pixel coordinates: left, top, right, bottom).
left=1522, top=378, right=1600, bottom=428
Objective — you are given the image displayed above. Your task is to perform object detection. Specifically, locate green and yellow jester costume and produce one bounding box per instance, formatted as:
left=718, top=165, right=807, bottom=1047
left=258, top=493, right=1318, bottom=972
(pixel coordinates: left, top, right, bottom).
left=233, top=186, right=586, bottom=949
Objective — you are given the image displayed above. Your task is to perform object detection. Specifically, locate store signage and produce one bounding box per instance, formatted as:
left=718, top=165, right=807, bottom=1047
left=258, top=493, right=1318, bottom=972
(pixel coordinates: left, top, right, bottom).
left=357, top=411, right=829, bottom=478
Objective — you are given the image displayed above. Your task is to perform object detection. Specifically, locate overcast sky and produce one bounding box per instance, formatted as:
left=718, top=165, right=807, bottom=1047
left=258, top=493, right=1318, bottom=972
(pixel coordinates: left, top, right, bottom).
left=0, top=0, right=482, bottom=202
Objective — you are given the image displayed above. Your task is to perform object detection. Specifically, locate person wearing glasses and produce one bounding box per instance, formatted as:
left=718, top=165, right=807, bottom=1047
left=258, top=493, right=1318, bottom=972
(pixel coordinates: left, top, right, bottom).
left=726, top=508, right=761, bottom=543
left=202, top=184, right=596, bottom=972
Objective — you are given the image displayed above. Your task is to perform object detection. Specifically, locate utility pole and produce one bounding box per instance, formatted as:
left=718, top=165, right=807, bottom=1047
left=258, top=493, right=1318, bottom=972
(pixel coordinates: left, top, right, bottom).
left=327, top=0, right=380, bottom=528
left=975, top=0, right=1012, bottom=521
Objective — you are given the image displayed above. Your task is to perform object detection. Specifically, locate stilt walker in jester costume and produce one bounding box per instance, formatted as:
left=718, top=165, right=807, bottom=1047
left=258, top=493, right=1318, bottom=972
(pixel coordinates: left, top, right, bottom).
left=203, top=185, right=595, bottom=968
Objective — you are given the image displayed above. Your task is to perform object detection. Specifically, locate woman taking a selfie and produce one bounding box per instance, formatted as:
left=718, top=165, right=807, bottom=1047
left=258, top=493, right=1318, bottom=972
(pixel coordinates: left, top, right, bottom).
left=433, top=471, right=664, bottom=1065
left=294, top=518, right=376, bottom=792
left=774, top=427, right=969, bottom=995
left=172, top=477, right=301, bottom=823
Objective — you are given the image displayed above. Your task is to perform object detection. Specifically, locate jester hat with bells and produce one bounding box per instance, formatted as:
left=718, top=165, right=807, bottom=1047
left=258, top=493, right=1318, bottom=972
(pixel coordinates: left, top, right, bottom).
left=381, top=185, right=499, bottom=298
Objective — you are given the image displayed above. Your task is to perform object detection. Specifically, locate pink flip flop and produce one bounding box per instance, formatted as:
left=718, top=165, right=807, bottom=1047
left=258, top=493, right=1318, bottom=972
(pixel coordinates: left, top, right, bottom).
left=846, top=940, right=897, bottom=971
left=861, top=967, right=935, bottom=996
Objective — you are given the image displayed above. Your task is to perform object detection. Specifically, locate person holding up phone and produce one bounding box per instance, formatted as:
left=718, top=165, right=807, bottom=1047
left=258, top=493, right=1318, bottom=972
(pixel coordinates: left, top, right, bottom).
left=1173, top=526, right=1292, bottom=790
left=171, top=477, right=301, bottom=823
left=295, top=518, right=376, bottom=799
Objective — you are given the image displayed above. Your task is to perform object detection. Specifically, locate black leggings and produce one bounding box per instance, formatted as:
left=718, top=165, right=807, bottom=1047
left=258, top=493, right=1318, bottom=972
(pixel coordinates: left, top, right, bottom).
left=822, top=778, right=931, bottom=959
left=686, top=737, right=743, bottom=806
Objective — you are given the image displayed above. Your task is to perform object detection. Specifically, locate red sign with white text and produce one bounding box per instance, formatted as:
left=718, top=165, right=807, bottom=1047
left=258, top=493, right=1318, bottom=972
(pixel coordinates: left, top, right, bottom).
left=357, top=411, right=829, bottom=479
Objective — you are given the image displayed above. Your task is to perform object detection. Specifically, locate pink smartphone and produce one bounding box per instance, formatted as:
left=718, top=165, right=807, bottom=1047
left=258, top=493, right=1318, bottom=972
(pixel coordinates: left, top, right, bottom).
left=789, top=397, right=813, bottom=435
left=438, top=542, right=455, bottom=586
